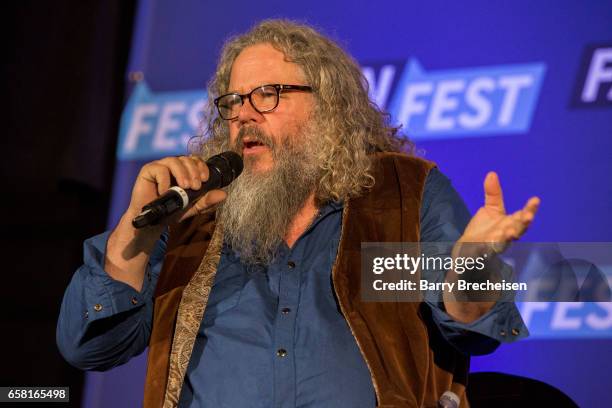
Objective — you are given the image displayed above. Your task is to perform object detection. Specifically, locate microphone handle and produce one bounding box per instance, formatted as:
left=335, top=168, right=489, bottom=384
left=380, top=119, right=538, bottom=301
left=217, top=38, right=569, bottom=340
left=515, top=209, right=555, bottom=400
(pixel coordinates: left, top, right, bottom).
left=131, top=171, right=222, bottom=229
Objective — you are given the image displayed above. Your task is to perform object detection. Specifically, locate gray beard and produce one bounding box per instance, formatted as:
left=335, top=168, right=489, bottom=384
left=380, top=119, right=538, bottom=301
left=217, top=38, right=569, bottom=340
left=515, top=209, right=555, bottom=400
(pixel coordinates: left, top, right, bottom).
left=217, top=124, right=321, bottom=265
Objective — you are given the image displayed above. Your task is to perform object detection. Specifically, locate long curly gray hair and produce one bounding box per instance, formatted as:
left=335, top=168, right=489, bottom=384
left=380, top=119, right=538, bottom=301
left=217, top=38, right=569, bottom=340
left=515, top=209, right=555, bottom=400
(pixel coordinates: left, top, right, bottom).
left=195, top=19, right=413, bottom=202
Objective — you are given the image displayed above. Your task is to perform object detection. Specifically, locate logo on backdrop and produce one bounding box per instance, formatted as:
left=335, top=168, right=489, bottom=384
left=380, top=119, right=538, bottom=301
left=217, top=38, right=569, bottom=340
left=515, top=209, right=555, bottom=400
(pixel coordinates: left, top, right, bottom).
left=117, top=82, right=207, bottom=160
left=364, top=60, right=546, bottom=140
left=519, top=302, right=612, bottom=339
left=571, top=44, right=612, bottom=107
left=117, top=59, right=546, bottom=160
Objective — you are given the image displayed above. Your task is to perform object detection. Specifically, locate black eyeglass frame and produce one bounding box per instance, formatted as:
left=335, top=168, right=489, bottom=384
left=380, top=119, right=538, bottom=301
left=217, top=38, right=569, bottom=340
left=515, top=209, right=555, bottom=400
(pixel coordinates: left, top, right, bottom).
left=214, top=84, right=313, bottom=120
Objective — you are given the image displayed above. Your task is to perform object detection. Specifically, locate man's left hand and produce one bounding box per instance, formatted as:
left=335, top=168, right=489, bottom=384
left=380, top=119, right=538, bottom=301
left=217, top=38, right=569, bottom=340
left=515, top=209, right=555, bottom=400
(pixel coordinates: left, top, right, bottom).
left=456, top=171, right=540, bottom=253
left=444, top=171, right=540, bottom=323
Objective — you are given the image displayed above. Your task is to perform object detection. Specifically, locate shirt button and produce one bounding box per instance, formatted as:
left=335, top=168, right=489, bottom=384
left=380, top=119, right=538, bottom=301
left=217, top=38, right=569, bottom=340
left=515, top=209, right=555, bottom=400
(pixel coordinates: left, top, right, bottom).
left=287, top=261, right=296, bottom=268
left=93, top=304, right=103, bottom=312
left=499, top=330, right=506, bottom=337
left=131, top=297, right=139, bottom=305
left=277, top=348, right=288, bottom=357
left=511, top=328, right=520, bottom=336
left=281, top=307, right=291, bottom=314
left=84, top=311, right=89, bottom=319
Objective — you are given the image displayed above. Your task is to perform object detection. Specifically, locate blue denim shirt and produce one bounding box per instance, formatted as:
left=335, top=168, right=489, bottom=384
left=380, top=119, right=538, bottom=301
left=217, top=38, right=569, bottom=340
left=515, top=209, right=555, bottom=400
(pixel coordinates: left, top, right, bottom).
left=57, top=168, right=527, bottom=407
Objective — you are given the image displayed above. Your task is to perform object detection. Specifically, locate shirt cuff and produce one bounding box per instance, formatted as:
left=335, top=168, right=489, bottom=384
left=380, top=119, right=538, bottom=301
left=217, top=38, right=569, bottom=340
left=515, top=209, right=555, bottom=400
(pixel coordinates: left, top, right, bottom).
left=427, top=300, right=529, bottom=355
left=81, top=230, right=165, bottom=323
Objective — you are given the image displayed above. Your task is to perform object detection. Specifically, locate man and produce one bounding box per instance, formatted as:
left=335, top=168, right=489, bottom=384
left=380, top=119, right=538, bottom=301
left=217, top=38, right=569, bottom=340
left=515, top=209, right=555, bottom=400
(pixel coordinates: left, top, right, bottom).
left=57, top=20, right=539, bottom=407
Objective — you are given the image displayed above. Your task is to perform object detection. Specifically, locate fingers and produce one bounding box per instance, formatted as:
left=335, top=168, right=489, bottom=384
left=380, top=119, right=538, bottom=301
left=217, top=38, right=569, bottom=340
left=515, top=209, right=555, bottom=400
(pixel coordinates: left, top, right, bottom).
left=193, top=156, right=210, bottom=183
left=500, top=197, right=541, bottom=241
left=150, top=156, right=209, bottom=191
left=484, top=171, right=505, bottom=214
left=154, top=166, right=171, bottom=196
left=134, top=155, right=210, bottom=206
left=178, top=156, right=210, bottom=190
left=523, top=196, right=541, bottom=218
left=482, top=216, right=521, bottom=256
left=503, top=217, right=522, bottom=240
left=180, top=189, right=227, bottom=221
left=513, top=196, right=540, bottom=227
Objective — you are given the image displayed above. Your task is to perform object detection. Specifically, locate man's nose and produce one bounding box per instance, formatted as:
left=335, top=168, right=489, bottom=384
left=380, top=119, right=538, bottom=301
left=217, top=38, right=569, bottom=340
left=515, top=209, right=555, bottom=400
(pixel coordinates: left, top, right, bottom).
left=237, top=97, right=263, bottom=124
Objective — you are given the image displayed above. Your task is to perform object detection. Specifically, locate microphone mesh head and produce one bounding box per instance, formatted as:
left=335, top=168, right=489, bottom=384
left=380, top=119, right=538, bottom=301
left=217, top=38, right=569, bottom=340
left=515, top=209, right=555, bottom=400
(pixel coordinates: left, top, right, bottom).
left=206, top=151, right=243, bottom=187
left=222, top=151, right=244, bottom=180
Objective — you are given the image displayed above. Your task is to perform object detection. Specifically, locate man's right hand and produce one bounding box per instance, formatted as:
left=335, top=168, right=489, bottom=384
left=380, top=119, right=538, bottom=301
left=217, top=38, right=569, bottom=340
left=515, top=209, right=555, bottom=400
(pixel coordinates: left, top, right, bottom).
left=104, top=155, right=228, bottom=292
left=127, top=155, right=228, bottom=225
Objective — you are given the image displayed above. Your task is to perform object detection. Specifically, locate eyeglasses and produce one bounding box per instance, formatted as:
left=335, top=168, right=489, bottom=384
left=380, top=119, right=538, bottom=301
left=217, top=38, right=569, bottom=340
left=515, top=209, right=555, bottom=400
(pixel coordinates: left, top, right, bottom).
left=214, top=84, right=313, bottom=120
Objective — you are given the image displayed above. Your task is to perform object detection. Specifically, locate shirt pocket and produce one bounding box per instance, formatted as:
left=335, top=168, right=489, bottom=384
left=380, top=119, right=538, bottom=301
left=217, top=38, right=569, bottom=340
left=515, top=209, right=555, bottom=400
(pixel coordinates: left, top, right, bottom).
left=202, top=268, right=245, bottom=325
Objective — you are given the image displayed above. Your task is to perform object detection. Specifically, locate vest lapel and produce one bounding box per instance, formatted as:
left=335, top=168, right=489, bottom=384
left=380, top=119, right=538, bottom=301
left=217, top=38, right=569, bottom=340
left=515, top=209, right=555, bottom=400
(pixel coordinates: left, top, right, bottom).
left=162, top=224, right=224, bottom=407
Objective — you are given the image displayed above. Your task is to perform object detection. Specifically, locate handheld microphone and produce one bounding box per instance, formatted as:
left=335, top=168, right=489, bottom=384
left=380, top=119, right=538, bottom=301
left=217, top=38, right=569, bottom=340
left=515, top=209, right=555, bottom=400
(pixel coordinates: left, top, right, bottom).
left=131, top=151, right=243, bottom=229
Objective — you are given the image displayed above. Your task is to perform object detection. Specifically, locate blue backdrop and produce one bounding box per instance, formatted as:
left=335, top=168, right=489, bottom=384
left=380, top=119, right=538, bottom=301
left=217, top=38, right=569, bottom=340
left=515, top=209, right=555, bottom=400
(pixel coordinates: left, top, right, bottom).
left=84, top=1, right=612, bottom=406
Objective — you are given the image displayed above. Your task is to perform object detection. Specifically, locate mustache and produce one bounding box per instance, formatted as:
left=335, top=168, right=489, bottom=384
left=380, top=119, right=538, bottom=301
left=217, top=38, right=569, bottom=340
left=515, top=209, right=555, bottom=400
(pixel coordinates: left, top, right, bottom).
left=233, top=127, right=275, bottom=151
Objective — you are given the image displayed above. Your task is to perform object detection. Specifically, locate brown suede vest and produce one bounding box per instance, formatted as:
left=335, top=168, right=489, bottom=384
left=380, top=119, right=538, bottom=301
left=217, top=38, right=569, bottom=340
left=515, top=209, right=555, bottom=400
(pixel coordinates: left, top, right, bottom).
left=143, top=152, right=470, bottom=408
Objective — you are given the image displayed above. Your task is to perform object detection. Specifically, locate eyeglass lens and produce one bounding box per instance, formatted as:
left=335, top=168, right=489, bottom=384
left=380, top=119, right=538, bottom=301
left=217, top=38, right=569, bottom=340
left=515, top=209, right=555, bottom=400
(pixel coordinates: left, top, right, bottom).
left=217, top=85, right=279, bottom=119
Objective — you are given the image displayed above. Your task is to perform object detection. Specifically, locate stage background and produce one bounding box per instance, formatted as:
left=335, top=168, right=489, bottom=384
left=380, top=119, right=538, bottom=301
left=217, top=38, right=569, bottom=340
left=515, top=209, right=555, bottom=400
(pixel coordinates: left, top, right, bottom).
left=85, top=1, right=612, bottom=406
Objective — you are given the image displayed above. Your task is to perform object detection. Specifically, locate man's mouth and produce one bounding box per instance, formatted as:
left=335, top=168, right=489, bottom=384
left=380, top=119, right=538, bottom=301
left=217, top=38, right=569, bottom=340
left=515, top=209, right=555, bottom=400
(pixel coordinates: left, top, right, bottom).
left=242, top=139, right=269, bottom=155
